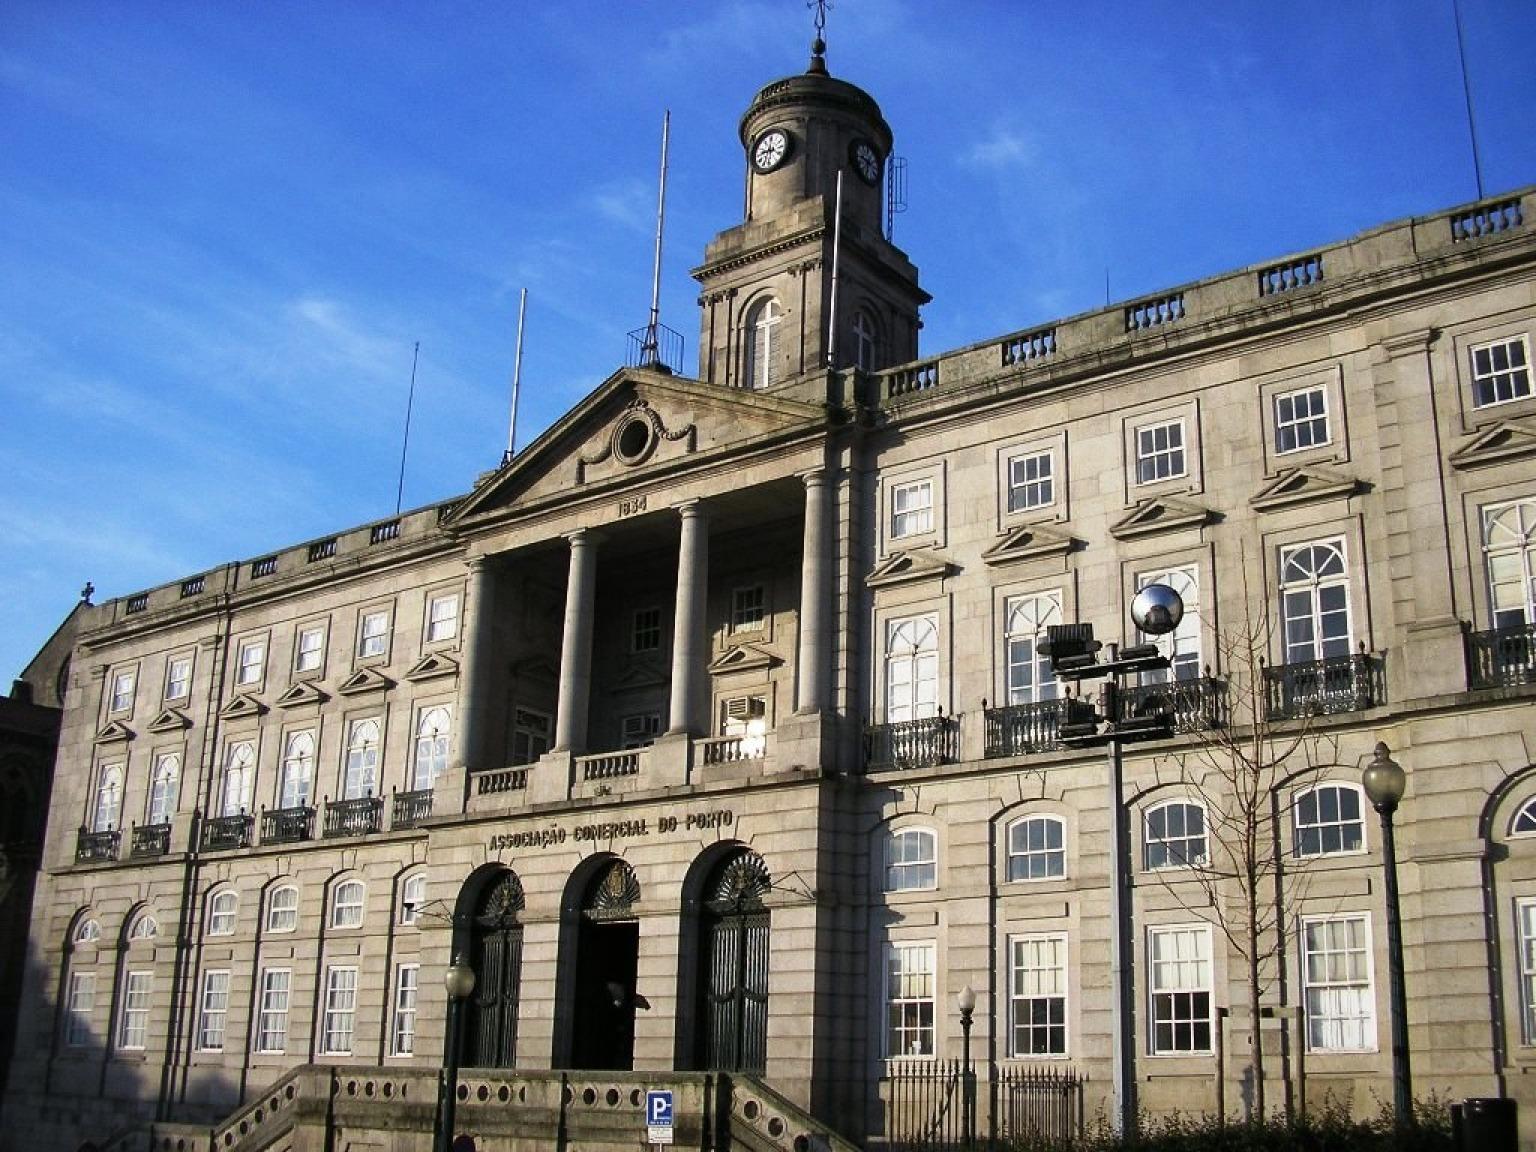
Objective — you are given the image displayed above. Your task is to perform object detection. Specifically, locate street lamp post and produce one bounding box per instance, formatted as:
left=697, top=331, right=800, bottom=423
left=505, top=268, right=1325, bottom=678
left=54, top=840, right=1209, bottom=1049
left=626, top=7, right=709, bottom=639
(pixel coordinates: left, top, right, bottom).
left=437, top=953, right=477, bottom=1152
left=1362, top=742, right=1411, bottom=1130
left=957, top=984, right=977, bottom=1149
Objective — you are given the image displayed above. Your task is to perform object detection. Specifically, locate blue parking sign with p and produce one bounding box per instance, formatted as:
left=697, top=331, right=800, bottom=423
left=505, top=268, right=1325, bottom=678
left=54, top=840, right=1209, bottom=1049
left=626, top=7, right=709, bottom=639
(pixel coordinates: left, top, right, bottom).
left=646, top=1089, right=674, bottom=1144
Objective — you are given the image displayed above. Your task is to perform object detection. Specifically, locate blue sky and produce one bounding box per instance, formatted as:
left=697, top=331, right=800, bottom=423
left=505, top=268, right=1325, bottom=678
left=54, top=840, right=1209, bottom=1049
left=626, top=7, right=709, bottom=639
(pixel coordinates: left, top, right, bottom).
left=3, top=0, right=1535, bottom=682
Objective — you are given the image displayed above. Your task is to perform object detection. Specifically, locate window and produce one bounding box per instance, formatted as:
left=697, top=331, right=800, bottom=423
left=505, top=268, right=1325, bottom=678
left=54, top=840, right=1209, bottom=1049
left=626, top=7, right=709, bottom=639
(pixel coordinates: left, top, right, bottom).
left=1007, top=816, right=1066, bottom=881
left=1294, top=784, right=1365, bottom=856
left=1518, top=900, right=1536, bottom=1044
left=1136, top=567, right=1200, bottom=682
left=221, top=741, right=254, bottom=816
left=890, top=480, right=934, bottom=539
left=884, top=828, right=937, bottom=891
left=412, top=706, right=451, bottom=791
left=235, top=639, right=265, bottom=687
left=631, top=607, right=662, bottom=652
left=295, top=625, right=326, bottom=674
left=207, top=890, right=237, bottom=936
left=1004, top=592, right=1062, bottom=704
left=164, top=656, right=192, bottom=702
left=743, top=297, right=782, bottom=391
left=511, top=708, right=552, bottom=766
left=65, top=972, right=95, bottom=1046
left=1484, top=501, right=1536, bottom=629
left=1302, top=914, right=1375, bottom=1051
left=1007, top=450, right=1054, bottom=513
left=109, top=669, right=135, bottom=714
left=128, top=914, right=158, bottom=941
left=885, top=941, right=936, bottom=1057
left=1135, top=419, right=1186, bottom=484
left=426, top=593, right=459, bottom=643
left=1274, top=385, right=1330, bottom=453
left=732, top=585, right=766, bottom=632
left=1010, top=935, right=1067, bottom=1056
left=322, top=966, right=358, bottom=1054
left=279, top=731, right=315, bottom=809
left=622, top=713, right=661, bottom=749
left=885, top=615, right=938, bottom=723
left=147, top=753, right=179, bottom=825
left=74, top=918, right=101, bottom=944
left=266, top=886, right=299, bottom=933
left=400, top=874, right=426, bottom=926
left=197, top=970, right=230, bottom=1051
left=719, top=695, right=767, bottom=758
left=92, top=765, right=123, bottom=832
left=1280, top=540, right=1352, bottom=663
left=342, top=719, right=379, bottom=799
left=1470, top=335, right=1532, bottom=408
left=1144, top=801, right=1207, bottom=870
left=391, top=964, right=419, bottom=1056
left=852, top=309, right=878, bottom=372
left=118, top=971, right=152, bottom=1050
left=357, top=610, right=390, bottom=659
left=331, top=880, right=365, bottom=929
left=256, top=968, right=291, bottom=1053
left=1149, top=926, right=1213, bottom=1054
left=1514, top=798, right=1536, bottom=837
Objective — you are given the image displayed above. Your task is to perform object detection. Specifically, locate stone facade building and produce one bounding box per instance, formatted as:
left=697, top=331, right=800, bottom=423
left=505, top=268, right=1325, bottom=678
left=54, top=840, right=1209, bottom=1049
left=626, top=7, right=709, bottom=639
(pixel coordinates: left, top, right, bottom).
left=6, top=38, right=1536, bottom=1152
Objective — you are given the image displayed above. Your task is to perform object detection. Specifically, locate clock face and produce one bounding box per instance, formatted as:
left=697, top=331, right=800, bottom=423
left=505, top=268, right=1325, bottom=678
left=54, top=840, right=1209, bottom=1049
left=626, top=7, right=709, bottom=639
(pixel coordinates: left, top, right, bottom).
left=753, top=129, right=790, bottom=173
left=851, top=139, right=881, bottom=186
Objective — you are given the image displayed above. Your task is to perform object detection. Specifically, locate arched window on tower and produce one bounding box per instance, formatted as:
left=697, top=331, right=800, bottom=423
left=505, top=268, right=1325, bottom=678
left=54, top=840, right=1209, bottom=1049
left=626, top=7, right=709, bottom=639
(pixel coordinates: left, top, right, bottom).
left=742, top=298, right=782, bottom=391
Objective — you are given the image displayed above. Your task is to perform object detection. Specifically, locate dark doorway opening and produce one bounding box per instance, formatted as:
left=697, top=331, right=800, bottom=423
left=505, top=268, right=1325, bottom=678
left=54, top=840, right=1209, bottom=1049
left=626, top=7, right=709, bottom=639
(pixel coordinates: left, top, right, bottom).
left=466, top=870, right=524, bottom=1068
left=696, top=850, right=771, bottom=1073
left=570, top=860, right=641, bottom=1071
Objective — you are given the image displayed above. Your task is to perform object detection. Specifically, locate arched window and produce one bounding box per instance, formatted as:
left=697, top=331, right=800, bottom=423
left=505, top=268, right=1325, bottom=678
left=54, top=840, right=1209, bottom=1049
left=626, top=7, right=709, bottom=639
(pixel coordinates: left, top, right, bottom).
left=742, top=297, right=782, bottom=391
left=1144, top=801, right=1207, bottom=870
left=1294, top=783, right=1365, bottom=856
left=207, top=890, right=237, bottom=936
left=147, top=753, right=179, bottom=826
left=885, top=615, right=939, bottom=723
left=92, top=765, right=123, bottom=832
left=1137, top=566, right=1201, bottom=682
left=1279, top=540, right=1351, bottom=663
left=221, top=741, right=255, bottom=816
left=342, top=720, right=379, bottom=800
left=266, top=885, right=299, bottom=933
left=279, top=731, right=314, bottom=809
left=852, top=309, right=879, bottom=372
left=1007, top=815, right=1066, bottom=880
left=400, top=873, right=426, bottom=925
left=74, top=918, right=101, bottom=944
left=885, top=828, right=937, bottom=891
left=412, top=707, right=452, bottom=791
left=331, top=880, right=365, bottom=929
left=1484, top=500, right=1536, bottom=628
left=1004, top=593, right=1062, bottom=705
left=128, top=913, right=158, bottom=941
left=1511, top=797, right=1536, bottom=837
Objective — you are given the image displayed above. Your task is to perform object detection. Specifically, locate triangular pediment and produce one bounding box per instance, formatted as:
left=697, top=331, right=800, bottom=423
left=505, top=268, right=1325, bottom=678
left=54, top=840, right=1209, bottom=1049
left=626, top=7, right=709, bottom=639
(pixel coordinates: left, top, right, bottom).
left=405, top=653, right=460, bottom=683
left=146, top=708, right=191, bottom=733
left=275, top=681, right=329, bottom=709
left=219, top=693, right=267, bottom=720
left=1449, top=419, right=1536, bottom=470
left=95, top=719, right=134, bottom=743
left=867, top=550, right=960, bottom=589
left=1250, top=465, right=1363, bottom=512
left=611, top=660, right=668, bottom=693
left=1109, top=496, right=1217, bottom=541
left=982, top=522, right=1078, bottom=566
left=510, top=657, right=559, bottom=683
left=443, top=368, right=829, bottom=528
left=708, top=643, right=782, bottom=676
left=337, top=668, right=394, bottom=696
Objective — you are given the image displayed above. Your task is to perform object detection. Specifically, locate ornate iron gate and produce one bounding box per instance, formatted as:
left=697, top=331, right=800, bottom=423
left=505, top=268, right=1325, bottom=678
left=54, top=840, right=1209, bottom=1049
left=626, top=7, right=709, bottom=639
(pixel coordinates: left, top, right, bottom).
left=700, top=851, right=771, bottom=1073
left=469, top=871, right=524, bottom=1067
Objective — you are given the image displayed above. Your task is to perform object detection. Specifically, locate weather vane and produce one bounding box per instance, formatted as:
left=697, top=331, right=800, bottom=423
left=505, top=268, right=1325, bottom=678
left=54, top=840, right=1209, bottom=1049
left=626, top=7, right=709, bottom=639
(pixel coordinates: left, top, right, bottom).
left=807, top=0, right=831, bottom=72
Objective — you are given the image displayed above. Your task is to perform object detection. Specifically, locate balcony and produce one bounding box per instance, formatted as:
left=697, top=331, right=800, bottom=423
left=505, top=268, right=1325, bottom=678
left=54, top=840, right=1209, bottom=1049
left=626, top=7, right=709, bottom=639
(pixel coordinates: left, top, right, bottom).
left=392, top=788, right=434, bottom=829
left=475, top=768, right=528, bottom=795
left=578, top=750, right=643, bottom=781
left=323, top=795, right=383, bottom=838
left=202, top=813, right=252, bottom=852
left=129, top=823, right=171, bottom=858
left=985, top=698, right=1068, bottom=758
left=698, top=734, right=766, bottom=766
left=1262, top=649, right=1384, bottom=721
left=863, top=713, right=961, bottom=772
left=75, top=827, right=120, bottom=863
left=260, top=805, right=315, bottom=845
left=1468, top=623, right=1536, bottom=690
left=1117, top=676, right=1228, bottom=732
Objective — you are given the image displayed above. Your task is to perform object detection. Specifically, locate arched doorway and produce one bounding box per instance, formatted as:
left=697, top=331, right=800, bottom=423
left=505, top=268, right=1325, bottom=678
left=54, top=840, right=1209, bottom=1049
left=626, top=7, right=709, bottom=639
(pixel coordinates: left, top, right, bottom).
left=697, top=849, right=771, bottom=1072
left=466, top=869, right=524, bottom=1068
left=571, top=859, right=641, bottom=1070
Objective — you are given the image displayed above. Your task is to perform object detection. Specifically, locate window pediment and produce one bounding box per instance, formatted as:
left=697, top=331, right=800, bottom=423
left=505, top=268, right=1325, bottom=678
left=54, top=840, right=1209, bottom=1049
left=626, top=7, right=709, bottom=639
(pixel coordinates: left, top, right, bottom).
left=337, top=668, right=394, bottom=696
left=95, top=719, right=134, bottom=743
left=1449, top=418, right=1536, bottom=470
left=1109, top=496, right=1217, bottom=541
left=867, top=549, right=959, bottom=589
left=404, top=653, right=459, bottom=683
left=708, top=643, right=781, bottom=676
left=1250, top=465, right=1363, bottom=512
left=219, top=693, right=267, bottom=720
left=982, top=522, right=1078, bottom=567
left=146, top=708, right=191, bottom=734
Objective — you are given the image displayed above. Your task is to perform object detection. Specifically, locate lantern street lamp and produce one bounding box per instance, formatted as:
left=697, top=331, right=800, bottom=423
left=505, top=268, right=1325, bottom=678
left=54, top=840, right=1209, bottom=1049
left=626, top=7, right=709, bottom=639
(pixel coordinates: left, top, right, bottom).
left=437, top=953, right=477, bottom=1152
left=957, top=984, right=977, bottom=1148
left=1362, top=742, right=1411, bottom=1130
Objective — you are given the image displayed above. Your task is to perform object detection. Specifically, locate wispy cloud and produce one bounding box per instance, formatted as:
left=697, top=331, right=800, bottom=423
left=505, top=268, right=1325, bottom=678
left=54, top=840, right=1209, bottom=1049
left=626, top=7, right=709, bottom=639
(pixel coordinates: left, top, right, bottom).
left=961, top=123, right=1039, bottom=171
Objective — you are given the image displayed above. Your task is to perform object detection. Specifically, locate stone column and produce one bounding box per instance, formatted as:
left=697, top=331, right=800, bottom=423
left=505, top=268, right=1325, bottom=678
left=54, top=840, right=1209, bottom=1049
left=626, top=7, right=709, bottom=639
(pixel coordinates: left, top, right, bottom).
left=453, top=555, right=495, bottom=774
left=796, top=468, right=831, bottom=714
left=553, top=529, right=598, bottom=754
left=667, top=501, right=709, bottom=736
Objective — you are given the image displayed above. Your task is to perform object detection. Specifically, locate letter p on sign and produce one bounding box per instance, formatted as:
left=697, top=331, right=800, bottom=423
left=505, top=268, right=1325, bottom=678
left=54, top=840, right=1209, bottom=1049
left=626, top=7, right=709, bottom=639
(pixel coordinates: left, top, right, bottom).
left=646, top=1089, right=674, bottom=1145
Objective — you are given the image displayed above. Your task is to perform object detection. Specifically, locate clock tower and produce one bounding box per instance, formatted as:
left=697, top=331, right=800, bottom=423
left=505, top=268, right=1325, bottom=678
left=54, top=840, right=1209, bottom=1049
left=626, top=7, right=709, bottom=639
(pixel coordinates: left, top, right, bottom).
left=693, top=37, right=928, bottom=395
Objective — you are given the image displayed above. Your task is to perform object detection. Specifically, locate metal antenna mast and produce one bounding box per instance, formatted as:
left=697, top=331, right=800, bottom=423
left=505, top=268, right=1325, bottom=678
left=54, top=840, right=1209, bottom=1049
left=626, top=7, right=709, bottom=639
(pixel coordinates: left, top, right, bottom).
left=394, top=341, right=419, bottom=516
left=505, top=289, right=527, bottom=466
left=1451, top=0, right=1486, bottom=201
left=640, top=111, right=671, bottom=367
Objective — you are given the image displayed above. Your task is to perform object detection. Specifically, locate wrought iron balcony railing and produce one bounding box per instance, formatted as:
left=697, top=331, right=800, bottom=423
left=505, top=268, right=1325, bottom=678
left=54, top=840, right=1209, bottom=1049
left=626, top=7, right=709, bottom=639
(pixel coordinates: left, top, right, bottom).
left=323, top=795, right=383, bottom=838
left=985, top=698, right=1068, bottom=758
left=392, top=788, right=434, bottom=829
left=260, top=805, right=314, bottom=845
left=864, top=713, right=961, bottom=772
left=1262, top=649, right=1384, bottom=721
left=1469, top=622, right=1536, bottom=689
left=75, top=827, right=120, bottom=863
left=129, top=823, right=171, bottom=858
left=201, top=813, right=252, bottom=852
left=1117, top=676, right=1228, bottom=732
